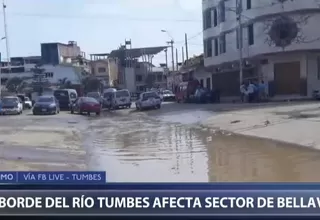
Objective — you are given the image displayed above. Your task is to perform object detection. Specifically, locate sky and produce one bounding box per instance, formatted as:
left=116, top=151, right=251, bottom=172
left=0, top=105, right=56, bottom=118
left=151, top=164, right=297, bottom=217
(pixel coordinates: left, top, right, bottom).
left=1, top=0, right=203, bottom=65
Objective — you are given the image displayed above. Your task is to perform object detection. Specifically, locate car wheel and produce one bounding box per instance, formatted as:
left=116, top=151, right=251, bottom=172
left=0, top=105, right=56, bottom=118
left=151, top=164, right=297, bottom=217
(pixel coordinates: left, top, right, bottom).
left=71, top=110, right=74, bottom=114
left=87, top=112, right=90, bottom=116
left=157, top=104, right=161, bottom=109
left=96, top=112, right=100, bottom=116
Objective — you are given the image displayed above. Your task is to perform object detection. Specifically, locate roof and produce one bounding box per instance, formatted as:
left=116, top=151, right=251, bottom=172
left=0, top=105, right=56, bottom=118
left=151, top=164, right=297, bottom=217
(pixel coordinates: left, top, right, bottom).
left=90, top=53, right=110, bottom=57
left=109, top=46, right=168, bottom=58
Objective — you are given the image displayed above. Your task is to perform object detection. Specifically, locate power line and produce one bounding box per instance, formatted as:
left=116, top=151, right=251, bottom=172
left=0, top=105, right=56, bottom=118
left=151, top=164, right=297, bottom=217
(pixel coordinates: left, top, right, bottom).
left=0, top=12, right=202, bottom=23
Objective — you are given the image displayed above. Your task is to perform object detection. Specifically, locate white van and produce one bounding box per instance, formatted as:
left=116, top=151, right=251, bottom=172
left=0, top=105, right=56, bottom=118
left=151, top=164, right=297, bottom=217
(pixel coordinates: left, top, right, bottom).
left=112, top=89, right=131, bottom=109
left=103, top=88, right=117, bottom=108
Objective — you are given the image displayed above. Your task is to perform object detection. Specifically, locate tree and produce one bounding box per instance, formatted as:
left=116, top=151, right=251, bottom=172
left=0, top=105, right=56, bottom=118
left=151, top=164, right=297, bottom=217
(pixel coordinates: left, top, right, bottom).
left=81, top=76, right=103, bottom=93
left=31, top=64, right=49, bottom=95
left=5, top=77, right=24, bottom=93
left=58, top=77, right=72, bottom=89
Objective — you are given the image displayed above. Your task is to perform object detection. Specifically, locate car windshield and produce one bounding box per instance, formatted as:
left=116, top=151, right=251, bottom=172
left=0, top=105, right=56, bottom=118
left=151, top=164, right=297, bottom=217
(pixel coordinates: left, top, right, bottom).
left=116, top=91, right=129, bottom=98
left=38, top=97, right=54, bottom=102
left=25, top=97, right=30, bottom=101
left=163, top=90, right=173, bottom=95
left=143, top=92, right=158, bottom=99
left=103, top=92, right=113, bottom=98
left=87, top=92, right=100, bottom=98
left=2, top=97, right=18, bottom=104
left=81, top=97, right=99, bottom=103
left=54, top=90, right=69, bottom=99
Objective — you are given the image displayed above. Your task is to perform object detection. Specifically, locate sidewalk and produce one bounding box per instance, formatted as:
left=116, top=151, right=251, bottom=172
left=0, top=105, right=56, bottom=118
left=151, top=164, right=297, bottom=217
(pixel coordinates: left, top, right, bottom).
left=202, top=102, right=320, bottom=149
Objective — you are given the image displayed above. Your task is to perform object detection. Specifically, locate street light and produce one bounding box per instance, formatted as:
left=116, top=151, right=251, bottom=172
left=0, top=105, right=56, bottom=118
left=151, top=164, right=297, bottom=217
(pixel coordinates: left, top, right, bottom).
left=161, top=30, right=175, bottom=71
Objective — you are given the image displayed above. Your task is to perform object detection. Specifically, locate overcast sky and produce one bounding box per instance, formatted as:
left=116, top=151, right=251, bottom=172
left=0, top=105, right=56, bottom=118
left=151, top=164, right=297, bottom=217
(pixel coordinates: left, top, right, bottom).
left=2, top=0, right=203, bottom=65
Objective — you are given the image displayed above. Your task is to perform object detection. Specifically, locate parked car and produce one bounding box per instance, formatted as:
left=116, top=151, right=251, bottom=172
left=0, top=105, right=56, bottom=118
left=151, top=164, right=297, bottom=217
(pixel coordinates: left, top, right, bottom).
left=33, top=96, right=60, bottom=115
left=162, top=90, right=175, bottom=102
left=17, top=94, right=32, bottom=109
left=70, top=97, right=101, bottom=116
left=1, top=96, right=23, bottom=115
left=135, top=91, right=162, bottom=111
left=24, top=97, right=33, bottom=109
left=87, top=92, right=103, bottom=104
left=102, top=88, right=117, bottom=108
left=54, top=89, right=78, bottom=110
left=111, top=89, right=132, bottom=109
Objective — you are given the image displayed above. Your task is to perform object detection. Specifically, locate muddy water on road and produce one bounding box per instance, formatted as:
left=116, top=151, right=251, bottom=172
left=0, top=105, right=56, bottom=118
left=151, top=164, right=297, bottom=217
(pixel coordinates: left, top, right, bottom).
left=86, top=110, right=320, bottom=182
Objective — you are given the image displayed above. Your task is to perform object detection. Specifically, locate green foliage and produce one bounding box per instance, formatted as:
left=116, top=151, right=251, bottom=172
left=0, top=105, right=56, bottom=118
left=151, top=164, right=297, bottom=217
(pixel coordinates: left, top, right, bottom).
left=5, top=77, right=24, bottom=93
left=82, top=76, right=102, bottom=93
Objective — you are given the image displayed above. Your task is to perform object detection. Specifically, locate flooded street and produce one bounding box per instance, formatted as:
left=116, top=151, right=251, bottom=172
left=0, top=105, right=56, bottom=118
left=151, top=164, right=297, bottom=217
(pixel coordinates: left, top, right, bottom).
left=85, top=103, right=320, bottom=182
left=2, top=103, right=320, bottom=182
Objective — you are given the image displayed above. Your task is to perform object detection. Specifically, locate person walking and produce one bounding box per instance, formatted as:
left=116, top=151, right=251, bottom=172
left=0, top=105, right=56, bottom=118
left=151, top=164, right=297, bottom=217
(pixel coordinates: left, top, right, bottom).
left=240, top=82, right=247, bottom=102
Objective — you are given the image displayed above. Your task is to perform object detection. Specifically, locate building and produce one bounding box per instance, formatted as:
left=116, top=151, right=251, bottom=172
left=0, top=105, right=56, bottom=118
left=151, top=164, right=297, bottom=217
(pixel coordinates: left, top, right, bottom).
left=92, top=46, right=168, bottom=92
left=0, top=41, right=89, bottom=86
left=41, top=41, right=84, bottom=65
left=203, top=0, right=320, bottom=99
left=89, top=59, right=109, bottom=86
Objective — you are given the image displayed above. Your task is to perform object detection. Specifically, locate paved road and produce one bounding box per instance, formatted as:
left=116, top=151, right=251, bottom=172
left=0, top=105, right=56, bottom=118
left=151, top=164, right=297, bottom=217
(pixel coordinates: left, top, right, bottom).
left=3, top=103, right=320, bottom=182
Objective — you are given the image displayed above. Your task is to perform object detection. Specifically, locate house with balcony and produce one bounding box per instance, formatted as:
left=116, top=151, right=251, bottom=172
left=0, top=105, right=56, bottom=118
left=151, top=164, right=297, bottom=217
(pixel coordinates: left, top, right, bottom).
left=203, top=0, right=320, bottom=99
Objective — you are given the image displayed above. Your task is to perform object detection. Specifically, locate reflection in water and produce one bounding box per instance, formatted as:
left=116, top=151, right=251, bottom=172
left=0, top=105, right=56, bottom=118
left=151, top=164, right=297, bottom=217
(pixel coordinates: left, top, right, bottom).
left=206, top=132, right=320, bottom=182
left=86, top=116, right=208, bottom=182
left=86, top=114, right=320, bottom=182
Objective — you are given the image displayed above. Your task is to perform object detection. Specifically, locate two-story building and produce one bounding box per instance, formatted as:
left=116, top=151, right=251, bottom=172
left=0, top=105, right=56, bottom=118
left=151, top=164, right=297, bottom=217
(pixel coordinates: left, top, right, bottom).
left=203, top=0, right=320, bottom=99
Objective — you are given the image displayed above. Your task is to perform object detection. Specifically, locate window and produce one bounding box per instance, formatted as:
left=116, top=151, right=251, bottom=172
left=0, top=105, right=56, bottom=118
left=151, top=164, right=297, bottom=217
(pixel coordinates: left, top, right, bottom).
left=98, top=67, right=106, bottom=73
left=214, top=39, right=219, bottom=56
left=204, top=9, right=212, bottom=29
left=236, top=0, right=242, bottom=15
left=217, top=1, right=225, bottom=24
left=45, top=72, right=53, bottom=78
left=213, top=8, right=218, bottom=27
left=204, top=39, right=212, bottom=58
left=200, top=79, right=204, bottom=87
left=136, top=75, right=143, bottom=82
left=219, top=34, right=226, bottom=54
left=247, top=0, right=252, bottom=9
left=248, top=24, right=254, bottom=45
left=207, top=39, right=212, bottom=57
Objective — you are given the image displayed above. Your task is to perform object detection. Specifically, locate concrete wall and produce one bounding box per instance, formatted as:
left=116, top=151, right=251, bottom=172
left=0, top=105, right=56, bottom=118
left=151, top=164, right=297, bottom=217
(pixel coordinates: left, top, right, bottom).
left=107, top=58, right=119, bottom=87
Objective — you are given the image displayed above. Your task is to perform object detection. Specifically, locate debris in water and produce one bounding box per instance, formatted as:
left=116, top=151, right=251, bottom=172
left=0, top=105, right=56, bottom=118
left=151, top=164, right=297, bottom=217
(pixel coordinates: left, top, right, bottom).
left=231, top=120, right=241, bottom=124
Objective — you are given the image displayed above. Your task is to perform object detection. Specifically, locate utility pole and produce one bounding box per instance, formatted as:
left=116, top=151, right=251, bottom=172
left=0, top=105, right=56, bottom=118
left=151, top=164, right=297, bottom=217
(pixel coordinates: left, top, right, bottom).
left=164, top=49, right=168, bottom=67
left=2, top=1, right=10, bottom=71
left=176, top=48, right=178, bottom=71
left=182, top=47, right=185, bottom=63
left=237, top=0, right=244, bottom=86
left=185, top=33, right=189, bottom=61
left=167, top=40, right=174, bottom=72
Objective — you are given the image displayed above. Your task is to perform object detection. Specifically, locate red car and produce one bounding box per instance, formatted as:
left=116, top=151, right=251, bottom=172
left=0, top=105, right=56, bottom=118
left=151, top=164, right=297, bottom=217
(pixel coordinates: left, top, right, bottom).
left=70, top=97, right=101, bottom=115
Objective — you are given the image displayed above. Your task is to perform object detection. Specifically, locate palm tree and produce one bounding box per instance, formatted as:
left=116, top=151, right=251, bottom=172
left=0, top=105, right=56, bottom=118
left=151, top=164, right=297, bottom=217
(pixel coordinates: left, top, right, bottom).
left=31, top=64, right=49, bottom=95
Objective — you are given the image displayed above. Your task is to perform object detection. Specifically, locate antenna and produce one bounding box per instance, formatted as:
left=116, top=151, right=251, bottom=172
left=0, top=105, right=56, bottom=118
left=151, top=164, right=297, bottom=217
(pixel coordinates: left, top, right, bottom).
left=3, top=0, right=10, bottom=70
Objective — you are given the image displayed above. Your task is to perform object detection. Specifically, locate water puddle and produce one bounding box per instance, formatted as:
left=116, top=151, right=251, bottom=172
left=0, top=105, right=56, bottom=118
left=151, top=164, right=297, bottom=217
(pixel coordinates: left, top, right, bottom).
left=86, top=112, right=320, bottom=182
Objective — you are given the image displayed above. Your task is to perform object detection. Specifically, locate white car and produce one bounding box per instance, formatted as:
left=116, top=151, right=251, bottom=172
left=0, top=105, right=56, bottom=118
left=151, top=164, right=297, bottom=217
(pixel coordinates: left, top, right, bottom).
left=24, top=97, right=33, bottom=109
left=135, top=91, right=162, bottom=111
left=1, top=96, right=23, bottom=115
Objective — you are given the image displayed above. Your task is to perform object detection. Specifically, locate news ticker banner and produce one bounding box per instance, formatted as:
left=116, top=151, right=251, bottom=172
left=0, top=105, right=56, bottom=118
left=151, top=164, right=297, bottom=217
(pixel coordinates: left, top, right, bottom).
left=2, top=189, right=320, bottom=215
left=0, top=171, right=106, bottom=184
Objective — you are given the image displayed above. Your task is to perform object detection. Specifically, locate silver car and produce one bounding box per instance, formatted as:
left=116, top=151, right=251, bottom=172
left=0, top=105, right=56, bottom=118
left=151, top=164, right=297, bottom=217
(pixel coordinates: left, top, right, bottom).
left=135, top=92, right=162, bottom=111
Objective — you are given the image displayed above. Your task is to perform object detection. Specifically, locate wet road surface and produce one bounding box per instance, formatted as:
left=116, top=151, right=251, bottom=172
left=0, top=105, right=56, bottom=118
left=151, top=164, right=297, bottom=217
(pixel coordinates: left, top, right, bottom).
left=85, top=103, right=320, bottom=182
left=2, top=103, right=320, bottom=182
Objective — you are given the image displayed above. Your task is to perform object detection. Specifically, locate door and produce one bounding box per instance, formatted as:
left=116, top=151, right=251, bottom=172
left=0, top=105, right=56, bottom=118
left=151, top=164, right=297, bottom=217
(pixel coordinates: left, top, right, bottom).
left=274, top=62, right=300, bottom=95
left=200, top=79, right=204, bottom=87
left=206, top=77, right=211, bottom=90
